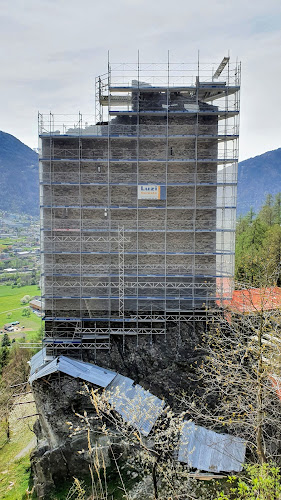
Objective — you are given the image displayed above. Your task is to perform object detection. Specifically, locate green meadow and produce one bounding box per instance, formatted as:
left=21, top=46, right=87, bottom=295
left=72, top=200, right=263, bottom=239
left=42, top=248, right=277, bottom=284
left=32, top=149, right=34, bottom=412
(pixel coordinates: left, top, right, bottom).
left=0, top=285, right=42, bottom=342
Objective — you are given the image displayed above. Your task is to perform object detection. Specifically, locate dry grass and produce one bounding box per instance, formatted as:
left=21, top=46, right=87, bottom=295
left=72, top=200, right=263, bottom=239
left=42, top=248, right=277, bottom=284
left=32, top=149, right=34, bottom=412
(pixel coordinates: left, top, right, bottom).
left=0, top=394, right=37, bottom=499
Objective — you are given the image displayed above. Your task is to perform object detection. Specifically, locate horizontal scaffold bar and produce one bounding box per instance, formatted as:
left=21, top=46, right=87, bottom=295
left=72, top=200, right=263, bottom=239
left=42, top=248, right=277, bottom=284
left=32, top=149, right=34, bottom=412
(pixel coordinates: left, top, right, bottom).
left=43, top=340, right=110, bottom=350
left=44, top=312, right=225, bottom=323
left=43, top=273, right=228, bottom=279
left=40, top=133, right=239, bottom=140
left=41, top=250, right=234, bottom=256
left=42, top=231, right=234, bottom=242
left=44, top=281, right=217, bottom=289
left=43, top=235, right=131, bottom=243
left=44, top=328, right=166, bottom=338
left=42, top=295, right=224, bottom=300
left=40, top=157, right=238, bottom=163
left=41, top=230, right=235, bottom=235
left=40, top=181, right=237, bottom=188
left=42, top=264, right=232, bottom=272
left=108, top=110, right=239, bottom=118
left=40, top=205, right=237, bottom=210
left=108, top=83, right=240, bottom=93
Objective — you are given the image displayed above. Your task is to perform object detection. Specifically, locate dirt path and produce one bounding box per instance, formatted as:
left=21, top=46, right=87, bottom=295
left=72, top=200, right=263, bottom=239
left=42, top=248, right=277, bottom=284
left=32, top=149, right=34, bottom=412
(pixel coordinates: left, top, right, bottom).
left=15, top=435, right=36, bottom=460
left=0, top=306, right=25, bottom=315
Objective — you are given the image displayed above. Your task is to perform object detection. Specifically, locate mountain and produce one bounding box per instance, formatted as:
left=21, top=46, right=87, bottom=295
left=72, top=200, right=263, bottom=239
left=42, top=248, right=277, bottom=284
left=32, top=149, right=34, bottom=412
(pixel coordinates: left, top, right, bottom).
left=237, top=147, right=281, bottom=215
left=0, top=131, right=39, bottom=215
left=0, top=130, right=280, bottom=217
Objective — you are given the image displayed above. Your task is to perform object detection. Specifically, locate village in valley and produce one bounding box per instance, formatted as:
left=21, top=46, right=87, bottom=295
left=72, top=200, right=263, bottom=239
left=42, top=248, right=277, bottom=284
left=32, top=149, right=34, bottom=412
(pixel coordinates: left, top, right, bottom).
left=0, top=211, right=41, bottom=342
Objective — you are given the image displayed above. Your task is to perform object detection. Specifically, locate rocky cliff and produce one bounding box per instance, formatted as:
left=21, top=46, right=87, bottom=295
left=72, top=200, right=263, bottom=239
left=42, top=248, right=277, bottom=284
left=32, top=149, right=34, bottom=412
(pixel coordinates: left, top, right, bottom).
left=30, top=320, right=205, bottom=498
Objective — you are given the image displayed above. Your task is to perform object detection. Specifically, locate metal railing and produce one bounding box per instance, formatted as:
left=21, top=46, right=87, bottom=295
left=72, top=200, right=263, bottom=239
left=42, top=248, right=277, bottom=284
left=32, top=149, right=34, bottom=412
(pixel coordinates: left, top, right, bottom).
left=39, top=116, right=238, bottom=137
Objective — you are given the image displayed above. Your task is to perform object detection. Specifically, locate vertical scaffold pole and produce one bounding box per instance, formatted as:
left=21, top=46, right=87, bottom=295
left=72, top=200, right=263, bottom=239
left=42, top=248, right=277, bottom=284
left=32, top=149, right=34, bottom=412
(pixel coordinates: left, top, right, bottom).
left=49, top=111, right=55, bottom=357
left=164, top=50, right=169, bottom=341
left=118, top=226, right=125, bottom=350
left=78, top=111, right=83, bottom=360
left=107, top=51, right=111, bottom=346
left=136, top=50, right=140, bottom=347
left=192, top=52, right=199, bottom=310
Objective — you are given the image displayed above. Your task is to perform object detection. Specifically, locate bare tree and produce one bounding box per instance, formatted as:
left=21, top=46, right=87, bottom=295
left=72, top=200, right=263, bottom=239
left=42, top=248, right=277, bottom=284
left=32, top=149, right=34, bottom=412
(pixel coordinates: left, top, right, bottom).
left=67, top=386, right=215, bottom=500
left=182, top=284, right=281, bottom=465
left=0, top=345, right=32, bottom=444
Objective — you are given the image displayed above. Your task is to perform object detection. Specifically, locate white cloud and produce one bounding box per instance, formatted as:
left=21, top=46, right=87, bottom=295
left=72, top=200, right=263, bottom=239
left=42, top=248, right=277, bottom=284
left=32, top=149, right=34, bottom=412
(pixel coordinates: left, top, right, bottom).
left=0, top=0, right=280, bottom=159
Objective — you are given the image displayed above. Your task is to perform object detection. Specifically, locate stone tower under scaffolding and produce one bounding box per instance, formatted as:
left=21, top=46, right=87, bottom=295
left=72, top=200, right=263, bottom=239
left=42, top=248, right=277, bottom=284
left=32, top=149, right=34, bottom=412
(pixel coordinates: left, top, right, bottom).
left=39, top=56, right=241, bottom=356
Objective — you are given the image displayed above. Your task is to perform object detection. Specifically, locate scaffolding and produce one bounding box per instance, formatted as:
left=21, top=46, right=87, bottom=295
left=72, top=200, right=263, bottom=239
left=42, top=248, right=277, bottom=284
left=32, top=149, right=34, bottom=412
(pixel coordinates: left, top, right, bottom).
left=38, top=56, right=241, bottom=356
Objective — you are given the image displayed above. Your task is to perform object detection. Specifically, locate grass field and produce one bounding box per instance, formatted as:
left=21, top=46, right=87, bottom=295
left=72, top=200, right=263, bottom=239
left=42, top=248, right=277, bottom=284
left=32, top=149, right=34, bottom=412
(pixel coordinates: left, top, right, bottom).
left=0, top=238, right=25, bottom=246
left=0, top=395, right=36, bottom=499
left=0, top=285, right=42, bottom=342
left=0, top=285, right=41, bottom=498
left=0, top=238, right=17, bottom=253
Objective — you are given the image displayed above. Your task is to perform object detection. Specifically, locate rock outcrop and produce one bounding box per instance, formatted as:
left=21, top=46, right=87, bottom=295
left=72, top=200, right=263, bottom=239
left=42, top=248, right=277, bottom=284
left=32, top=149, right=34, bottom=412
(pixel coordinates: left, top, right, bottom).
left=31, top=320, right=205, bottom=498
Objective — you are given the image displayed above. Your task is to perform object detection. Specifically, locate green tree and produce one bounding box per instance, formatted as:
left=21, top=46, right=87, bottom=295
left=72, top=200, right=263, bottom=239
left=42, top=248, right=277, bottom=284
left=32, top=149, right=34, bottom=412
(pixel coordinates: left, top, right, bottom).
left=0, top=345, right=33, bottom=442
left=263, top=225, right=281, bottom=285
left=246, top=207, right=255, bottom=224
left=22, top=307, right=31, bottom=317
left=1, top=334, right=11, bottom=348
left=236, top=214, right=251, bottom=237
left=20, top=294, right=31, bottom=305
left=258, top=194, right=274, bottom=227
left=215, top=464, right=281, bottom=500
left=273, top=192, right=281, bottom=225
left=235, top=219, right=267, bottom=285
left=0, top=347, right=10, bottom=374
left=235, top=193, right=281, bottom=285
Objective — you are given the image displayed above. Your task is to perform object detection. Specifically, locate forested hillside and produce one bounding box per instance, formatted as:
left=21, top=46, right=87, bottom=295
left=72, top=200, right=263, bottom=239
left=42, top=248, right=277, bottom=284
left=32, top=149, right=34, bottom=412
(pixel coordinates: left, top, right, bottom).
left=0, top=131, right=38, bottom=215
left=237, top=148, right=281, bottom=215
left=235, top=193, right=281, bottom=285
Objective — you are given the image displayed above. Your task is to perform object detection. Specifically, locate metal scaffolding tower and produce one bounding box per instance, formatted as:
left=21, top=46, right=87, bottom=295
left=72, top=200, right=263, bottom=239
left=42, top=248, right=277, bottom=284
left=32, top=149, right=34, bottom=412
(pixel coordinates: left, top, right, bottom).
left=38, top=55, right=241, bottom=356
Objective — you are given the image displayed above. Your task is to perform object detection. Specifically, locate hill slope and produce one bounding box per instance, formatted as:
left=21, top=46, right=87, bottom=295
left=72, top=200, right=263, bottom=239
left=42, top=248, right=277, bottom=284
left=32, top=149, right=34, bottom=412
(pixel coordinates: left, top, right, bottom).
left=0, top=131, right=39, bottom=215
left=237, top=147, right=281, bottom=215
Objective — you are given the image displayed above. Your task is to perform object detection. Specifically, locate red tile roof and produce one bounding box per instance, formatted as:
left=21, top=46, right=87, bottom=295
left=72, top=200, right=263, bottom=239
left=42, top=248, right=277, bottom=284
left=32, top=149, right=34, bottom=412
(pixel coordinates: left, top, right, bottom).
left=269, top=374, right=281, bottom=402
left=227, top=287, right=281, bottom=314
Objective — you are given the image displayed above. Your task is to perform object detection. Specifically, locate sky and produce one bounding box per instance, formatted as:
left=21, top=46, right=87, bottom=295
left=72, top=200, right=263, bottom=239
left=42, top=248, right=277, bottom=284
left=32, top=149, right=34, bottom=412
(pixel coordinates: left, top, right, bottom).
left=0, top=0, right=280, bottom=161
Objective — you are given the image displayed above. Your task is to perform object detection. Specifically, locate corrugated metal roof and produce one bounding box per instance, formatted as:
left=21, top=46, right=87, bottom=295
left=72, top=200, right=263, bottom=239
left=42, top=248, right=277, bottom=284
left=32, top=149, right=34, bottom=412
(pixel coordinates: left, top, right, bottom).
left=106, top=374, right=165, bottom=436
left=29, top=356, right=164, bottom=436
left=28, top=347, right=48, bottom=376
left=58, top=357, right=117, bottom=387
left=29, top=357, right=59, bottom=384
left=29, top=355, right=117, bottom=388
left=28, top=354, right=247, bottom=470
left=178, top=421, right=246, bottom=472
